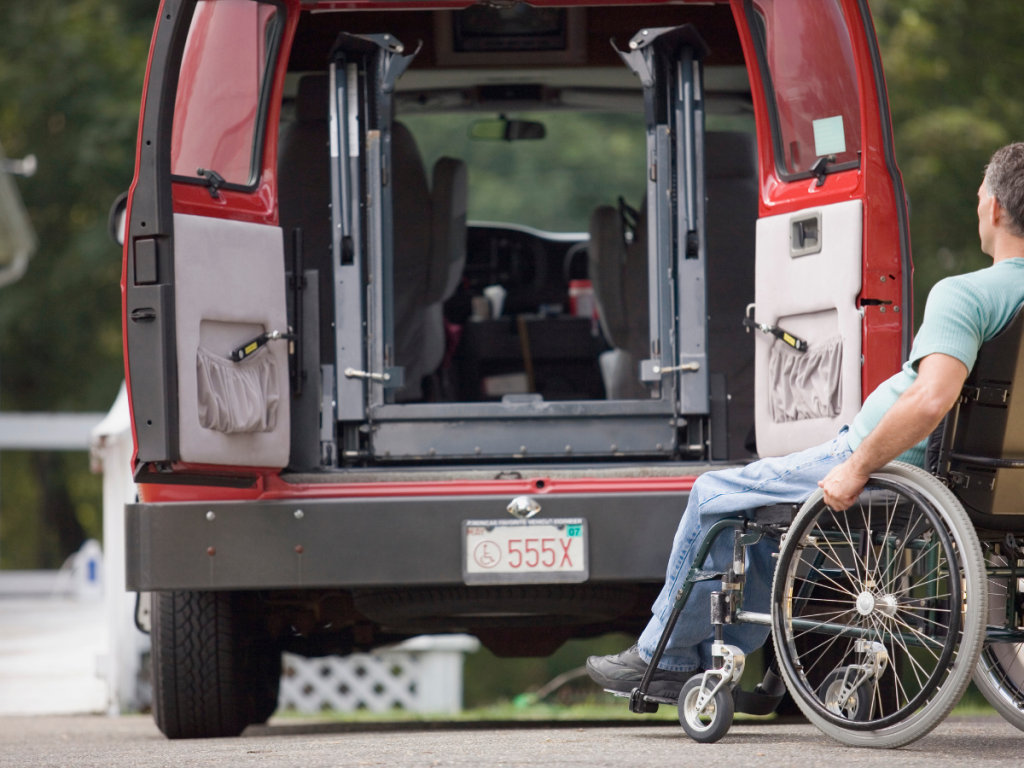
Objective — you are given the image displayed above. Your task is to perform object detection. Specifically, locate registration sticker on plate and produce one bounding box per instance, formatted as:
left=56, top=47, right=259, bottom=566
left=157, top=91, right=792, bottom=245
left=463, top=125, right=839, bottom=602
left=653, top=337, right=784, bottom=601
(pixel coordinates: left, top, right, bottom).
left=463, top=518, right=588, bottom=585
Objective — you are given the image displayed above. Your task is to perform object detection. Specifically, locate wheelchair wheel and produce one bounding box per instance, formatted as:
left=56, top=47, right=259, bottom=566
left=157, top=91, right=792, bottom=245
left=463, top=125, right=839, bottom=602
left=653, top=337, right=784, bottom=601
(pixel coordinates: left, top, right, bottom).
left=973, top=547, right=1024, bottom=732
left=817, top=667, right=870, bottom=721
left=771, top=462, right=987, bottom=748
left=678, top=675, right=734, bottom=744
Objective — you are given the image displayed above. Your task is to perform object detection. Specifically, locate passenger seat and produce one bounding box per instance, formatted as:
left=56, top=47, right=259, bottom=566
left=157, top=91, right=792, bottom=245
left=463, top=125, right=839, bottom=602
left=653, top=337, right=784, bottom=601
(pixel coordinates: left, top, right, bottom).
left=587, top=131, right=758, bottom=457
left=279, top=80, right=466, bottom=403
left=392, top=123, right=467, bottom=401
left=588, top=201, right=650, bottom=400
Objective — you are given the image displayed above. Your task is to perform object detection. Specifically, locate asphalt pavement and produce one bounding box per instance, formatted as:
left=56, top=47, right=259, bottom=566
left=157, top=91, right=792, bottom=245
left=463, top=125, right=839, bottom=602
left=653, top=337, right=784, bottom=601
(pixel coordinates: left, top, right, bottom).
left=1, top=715, right=1022, bottom=767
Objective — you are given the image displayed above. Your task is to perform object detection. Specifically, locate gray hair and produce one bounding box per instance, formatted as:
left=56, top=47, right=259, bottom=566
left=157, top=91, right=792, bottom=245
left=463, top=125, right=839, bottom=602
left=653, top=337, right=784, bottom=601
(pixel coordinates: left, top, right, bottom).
left=984, top=143, right=1024, bottom=238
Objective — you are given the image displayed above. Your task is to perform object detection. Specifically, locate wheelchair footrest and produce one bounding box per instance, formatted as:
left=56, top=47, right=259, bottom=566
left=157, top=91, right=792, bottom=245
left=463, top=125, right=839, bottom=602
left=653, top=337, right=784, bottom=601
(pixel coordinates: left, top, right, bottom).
left=732, top=667, right=787, bottom=716
left=608, top=689, right=678, bottom=706
left=733, top=687, right=784, bottom=716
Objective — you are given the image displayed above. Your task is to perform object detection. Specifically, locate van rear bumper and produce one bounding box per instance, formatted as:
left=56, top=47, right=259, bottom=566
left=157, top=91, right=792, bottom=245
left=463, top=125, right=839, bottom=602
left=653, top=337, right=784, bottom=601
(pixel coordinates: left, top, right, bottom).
left=125, top=491, right=688, bottom=591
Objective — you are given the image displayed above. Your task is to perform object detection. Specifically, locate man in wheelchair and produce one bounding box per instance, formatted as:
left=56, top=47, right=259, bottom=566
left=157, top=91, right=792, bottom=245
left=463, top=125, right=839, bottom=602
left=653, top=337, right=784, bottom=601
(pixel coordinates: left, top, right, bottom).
left=588, top=143, right=1024, bottom=722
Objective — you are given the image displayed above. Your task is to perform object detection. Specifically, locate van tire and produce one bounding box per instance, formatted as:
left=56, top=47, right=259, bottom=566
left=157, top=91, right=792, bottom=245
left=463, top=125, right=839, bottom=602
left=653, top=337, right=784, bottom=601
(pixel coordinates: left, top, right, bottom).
left=353, top=584, right=639, bottom=629
left=151, top=591, right=280, bottom=739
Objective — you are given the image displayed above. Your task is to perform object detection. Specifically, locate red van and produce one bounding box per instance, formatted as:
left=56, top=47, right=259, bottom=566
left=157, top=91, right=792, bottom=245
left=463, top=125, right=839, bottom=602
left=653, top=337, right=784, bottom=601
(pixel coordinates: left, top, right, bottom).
left=121, top=0, right=909, bottom=738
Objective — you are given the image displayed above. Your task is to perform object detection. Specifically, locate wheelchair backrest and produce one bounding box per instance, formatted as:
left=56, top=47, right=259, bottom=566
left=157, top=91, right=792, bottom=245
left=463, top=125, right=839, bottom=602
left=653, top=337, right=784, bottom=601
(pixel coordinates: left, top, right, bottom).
left=948, top=301, right=1024, bottom=517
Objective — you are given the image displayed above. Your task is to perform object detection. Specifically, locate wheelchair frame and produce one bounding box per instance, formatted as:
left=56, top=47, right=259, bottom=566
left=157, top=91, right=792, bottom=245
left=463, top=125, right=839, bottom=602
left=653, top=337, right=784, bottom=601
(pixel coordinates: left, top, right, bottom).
left=622, top=455, right=1024, bottom=744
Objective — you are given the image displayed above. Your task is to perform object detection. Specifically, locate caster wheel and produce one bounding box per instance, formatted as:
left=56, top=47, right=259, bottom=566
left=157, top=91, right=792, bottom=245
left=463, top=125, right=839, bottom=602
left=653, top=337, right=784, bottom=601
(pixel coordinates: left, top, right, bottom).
left=678, top=675, right=734, bottom=743
left=817, top=667, right=870, bottom=722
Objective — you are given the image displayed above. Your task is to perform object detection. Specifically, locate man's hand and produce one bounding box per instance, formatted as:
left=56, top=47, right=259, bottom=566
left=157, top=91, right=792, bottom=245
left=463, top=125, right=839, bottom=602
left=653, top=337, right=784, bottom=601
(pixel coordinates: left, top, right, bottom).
left=818, top=460, right=870, bottom=511
left=817, top=353, right=968, bottom=511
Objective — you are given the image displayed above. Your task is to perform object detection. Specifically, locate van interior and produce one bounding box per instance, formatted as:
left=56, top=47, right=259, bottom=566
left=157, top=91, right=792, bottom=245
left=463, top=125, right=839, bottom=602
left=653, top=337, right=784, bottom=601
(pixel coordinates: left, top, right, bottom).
left=275, top=4, right=760, bottom=465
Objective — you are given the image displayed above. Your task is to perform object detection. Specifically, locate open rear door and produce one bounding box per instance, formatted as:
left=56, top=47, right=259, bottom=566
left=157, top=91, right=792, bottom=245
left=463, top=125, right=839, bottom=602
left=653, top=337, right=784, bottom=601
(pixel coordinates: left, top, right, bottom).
left=124, top=0, right=292, bottom=475
left=736, top=0, right=909, bottom=457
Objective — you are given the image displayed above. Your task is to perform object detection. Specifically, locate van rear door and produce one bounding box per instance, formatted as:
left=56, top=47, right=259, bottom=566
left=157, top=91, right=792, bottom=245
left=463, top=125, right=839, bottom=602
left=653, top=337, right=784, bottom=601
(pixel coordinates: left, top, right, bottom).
left=124, top=0, right=292, bottom=475
left=736, top=0, right=909, bottom=457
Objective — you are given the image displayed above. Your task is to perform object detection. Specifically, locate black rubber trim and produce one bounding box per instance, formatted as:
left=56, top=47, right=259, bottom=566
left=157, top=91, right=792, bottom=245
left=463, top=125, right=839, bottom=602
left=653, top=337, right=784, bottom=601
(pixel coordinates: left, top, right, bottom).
left=126, top=0, right=196, bottom=463
left=855, top=0, right=914, bottom=361
left=950, top=453, right=1024, bottom=469
left=134, top=462, right=258, bottom=489
left=742, top=0, right=860, bottom=184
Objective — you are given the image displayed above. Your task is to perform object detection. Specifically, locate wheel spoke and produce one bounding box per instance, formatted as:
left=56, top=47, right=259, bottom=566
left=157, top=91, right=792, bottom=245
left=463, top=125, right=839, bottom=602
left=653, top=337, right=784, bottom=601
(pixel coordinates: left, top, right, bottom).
left=803, top=635, right=854, bottom=685
left=879, top=612, right=929, bottom=691
left=886, top=611, right=943, bottom=662
left=803, top=553, right=862, bottom=599
left=874, top=492, right=898, bottom=589
left=830, top=507, right=868, bottom=587
left=881, top=509, right=926, bottom=594
left=871, top=614, right=912, bottom=709
left=812, top=522, right=862, bottom=590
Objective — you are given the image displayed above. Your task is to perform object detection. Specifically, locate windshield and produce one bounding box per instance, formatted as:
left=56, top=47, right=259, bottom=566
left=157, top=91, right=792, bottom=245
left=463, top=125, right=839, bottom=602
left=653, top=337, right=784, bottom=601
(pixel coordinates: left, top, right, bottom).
left=401, top=108, right=755, bottom=233
left=400, top=112, right=646, bottom=233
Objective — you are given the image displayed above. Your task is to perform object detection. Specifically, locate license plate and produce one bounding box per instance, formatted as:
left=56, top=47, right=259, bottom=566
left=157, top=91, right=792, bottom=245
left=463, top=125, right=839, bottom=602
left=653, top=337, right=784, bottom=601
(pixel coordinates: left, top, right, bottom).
left=463, top=518, right=588, bottom=585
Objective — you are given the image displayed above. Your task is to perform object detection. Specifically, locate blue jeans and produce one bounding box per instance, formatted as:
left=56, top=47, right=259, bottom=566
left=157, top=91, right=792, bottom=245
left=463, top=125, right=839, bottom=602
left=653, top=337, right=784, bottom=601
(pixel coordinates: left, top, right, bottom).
left=637, top=430, right=853, bottom=672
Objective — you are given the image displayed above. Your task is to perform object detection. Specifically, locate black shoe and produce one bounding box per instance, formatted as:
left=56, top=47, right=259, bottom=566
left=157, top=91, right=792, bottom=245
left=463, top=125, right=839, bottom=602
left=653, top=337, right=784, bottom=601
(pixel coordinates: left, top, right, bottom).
left=586, top=646, right=695, bottom=701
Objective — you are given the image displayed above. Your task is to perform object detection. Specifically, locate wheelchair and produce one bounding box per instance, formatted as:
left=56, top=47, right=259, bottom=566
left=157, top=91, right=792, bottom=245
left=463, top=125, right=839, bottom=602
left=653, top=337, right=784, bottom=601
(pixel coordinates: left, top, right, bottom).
left=617, top=307, right=1024, bottom=748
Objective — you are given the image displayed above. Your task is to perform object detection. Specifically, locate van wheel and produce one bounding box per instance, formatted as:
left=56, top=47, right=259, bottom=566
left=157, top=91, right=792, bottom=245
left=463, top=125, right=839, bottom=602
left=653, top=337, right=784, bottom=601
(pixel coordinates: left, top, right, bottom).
left=151, top=591, right=281, bottom=739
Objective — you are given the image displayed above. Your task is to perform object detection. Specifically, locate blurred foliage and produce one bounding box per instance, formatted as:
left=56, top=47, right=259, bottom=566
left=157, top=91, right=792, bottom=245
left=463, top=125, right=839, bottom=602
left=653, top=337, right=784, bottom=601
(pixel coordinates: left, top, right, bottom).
left=871, top=0, right=1024, bottom=328
left=0, top=0, right=154, bottom=567
left=0, top=451, right=101, bottom=569
left=462, top=632, right=635, bottom=709
left=0, top=0, right=151, bottom=410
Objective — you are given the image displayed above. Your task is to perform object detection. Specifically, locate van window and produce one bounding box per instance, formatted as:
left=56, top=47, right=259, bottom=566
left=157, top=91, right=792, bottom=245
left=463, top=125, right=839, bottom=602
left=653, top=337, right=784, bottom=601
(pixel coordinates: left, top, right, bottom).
left=400, top=112, right=646, bottom=233
left=171, top=0, right=283, bottom=187
left=748, top=0, right=861, bottom=177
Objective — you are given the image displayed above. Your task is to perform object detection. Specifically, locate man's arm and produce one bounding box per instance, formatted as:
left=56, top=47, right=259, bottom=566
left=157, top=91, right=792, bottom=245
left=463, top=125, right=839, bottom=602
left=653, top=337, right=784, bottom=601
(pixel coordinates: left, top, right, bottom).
left=818, top=353, right=968, bottom=510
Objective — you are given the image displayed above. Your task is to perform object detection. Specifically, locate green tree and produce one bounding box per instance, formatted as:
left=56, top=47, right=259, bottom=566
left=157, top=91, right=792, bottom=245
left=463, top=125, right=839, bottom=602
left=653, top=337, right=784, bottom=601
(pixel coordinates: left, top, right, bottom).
left=872, top=0, right=1024, bottom=327
left=0, top=0, right=153, bottom=567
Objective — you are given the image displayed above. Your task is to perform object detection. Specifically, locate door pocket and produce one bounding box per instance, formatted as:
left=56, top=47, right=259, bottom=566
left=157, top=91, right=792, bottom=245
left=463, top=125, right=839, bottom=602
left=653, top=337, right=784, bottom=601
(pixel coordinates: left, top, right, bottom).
left=767, top=334, right=842, bottom=423
left=197, top=346, right=280, bottom=434
left=196, top=318, right=280, bottom=435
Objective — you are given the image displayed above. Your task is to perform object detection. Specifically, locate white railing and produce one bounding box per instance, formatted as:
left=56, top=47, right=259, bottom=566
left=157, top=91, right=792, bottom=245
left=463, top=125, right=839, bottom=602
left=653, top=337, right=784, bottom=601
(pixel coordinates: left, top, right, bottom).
left=280, top=635, right=480, bottom=715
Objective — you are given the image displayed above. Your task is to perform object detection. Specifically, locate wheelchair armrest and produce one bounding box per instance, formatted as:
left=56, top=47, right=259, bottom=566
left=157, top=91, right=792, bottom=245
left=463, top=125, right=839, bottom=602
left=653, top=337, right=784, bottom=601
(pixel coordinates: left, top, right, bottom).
left=949, top=452, right=1024, bottom=469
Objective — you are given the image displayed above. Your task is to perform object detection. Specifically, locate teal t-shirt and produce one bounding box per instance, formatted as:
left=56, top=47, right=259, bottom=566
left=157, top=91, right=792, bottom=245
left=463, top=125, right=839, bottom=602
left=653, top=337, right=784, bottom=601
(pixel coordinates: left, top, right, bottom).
left=848, top=257, right=1024, bottom=467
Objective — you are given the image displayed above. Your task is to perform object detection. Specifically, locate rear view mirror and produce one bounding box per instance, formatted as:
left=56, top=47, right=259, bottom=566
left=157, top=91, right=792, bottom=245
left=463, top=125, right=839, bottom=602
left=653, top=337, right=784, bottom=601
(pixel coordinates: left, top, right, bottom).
left=469, top=116, right=546, bottom=142
left=108, top=191, right=128, bottom=246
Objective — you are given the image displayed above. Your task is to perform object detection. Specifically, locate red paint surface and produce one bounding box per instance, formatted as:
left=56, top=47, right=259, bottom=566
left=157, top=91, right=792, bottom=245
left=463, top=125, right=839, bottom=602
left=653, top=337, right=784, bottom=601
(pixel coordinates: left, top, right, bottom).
left=169, top=0, right=299, bottom=224
left=750, top=0, right=862, bottom=175
left=137, top=471, right=698, bottom=503
left=172, top=1, right=278, bottom=185
left=731, top=0, right=906, bottom=405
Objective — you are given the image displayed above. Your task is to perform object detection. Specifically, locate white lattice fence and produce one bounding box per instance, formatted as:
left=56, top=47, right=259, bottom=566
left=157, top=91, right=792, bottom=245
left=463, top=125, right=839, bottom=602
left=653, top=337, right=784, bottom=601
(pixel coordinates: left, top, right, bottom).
left=279, top=634, right=479, bottom=714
